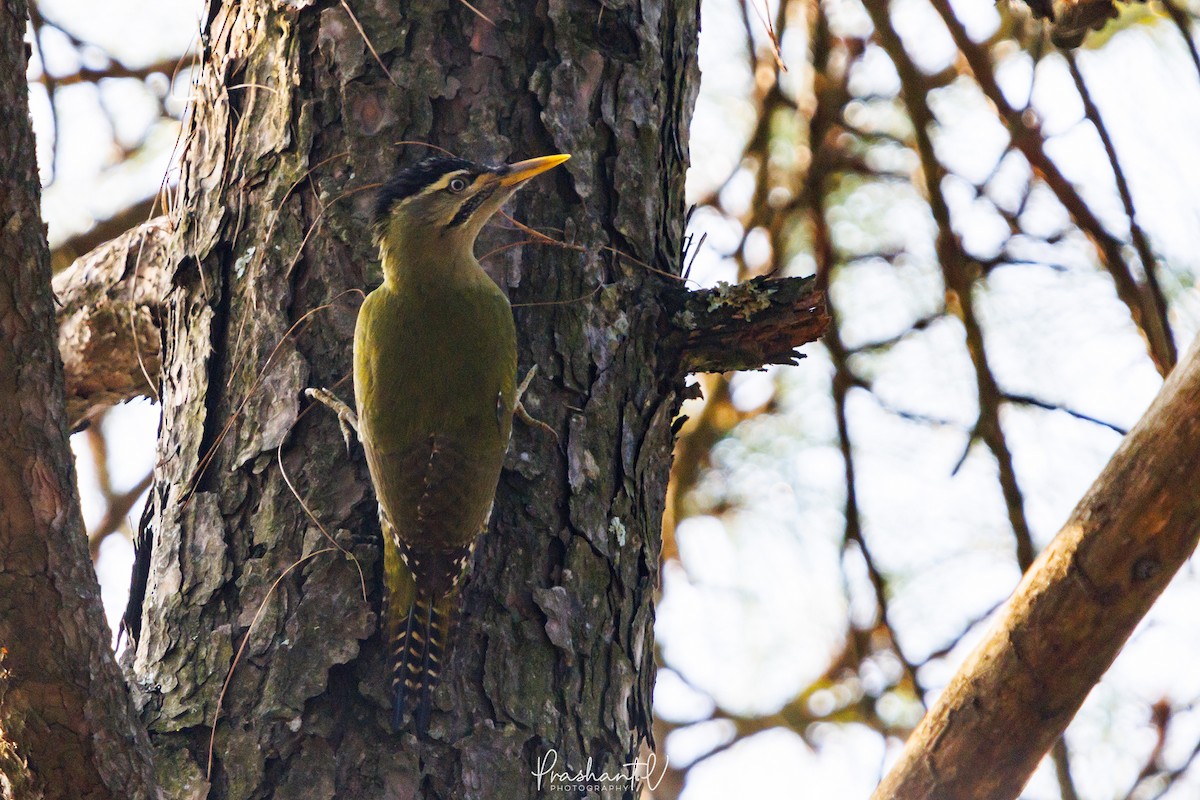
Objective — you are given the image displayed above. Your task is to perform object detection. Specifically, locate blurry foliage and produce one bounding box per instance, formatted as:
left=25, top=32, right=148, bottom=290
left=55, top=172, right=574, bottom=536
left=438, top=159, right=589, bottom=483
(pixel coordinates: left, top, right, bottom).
left=655, top=0, right=1200, bottom=797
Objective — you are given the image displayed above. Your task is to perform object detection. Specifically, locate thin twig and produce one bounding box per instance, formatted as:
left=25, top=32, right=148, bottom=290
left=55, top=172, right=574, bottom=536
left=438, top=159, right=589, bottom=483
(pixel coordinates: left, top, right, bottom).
left=1064, top=51, right=1175, bottom=368
left=339, top=0, right=398, bottom=86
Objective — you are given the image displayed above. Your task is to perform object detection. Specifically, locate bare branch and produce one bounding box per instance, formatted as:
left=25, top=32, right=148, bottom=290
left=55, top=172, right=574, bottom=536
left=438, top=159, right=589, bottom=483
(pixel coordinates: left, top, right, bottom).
left=1052, top=738, right=1082, bottom=800
left=33, top=57, right=185, bottom=90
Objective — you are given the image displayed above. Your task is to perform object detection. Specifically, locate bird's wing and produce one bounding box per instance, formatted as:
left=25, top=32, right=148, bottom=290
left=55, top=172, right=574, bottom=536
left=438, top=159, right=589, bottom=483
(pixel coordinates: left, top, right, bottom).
left=363, top=432, right=500, bottom=561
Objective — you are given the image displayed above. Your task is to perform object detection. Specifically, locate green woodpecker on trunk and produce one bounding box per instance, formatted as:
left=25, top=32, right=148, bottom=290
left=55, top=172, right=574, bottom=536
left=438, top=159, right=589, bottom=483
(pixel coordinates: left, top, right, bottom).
left=354, top=152, right=569, bottom=733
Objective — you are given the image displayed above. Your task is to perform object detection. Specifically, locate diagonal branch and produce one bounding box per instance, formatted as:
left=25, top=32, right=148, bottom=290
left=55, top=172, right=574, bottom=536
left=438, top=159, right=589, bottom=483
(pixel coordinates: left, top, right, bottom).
left=872, top=333, right=1200, bottom=800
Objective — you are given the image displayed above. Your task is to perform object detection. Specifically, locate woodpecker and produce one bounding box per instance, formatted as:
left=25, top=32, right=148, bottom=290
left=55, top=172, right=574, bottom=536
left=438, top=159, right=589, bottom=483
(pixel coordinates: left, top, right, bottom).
left=354, top=152, right=570, bottom=732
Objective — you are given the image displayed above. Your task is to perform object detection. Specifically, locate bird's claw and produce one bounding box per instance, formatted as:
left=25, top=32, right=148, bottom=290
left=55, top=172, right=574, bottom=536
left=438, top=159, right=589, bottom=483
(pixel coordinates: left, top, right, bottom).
left=515, top=365, right=537, bottom=405
left=513, top=366, right=559, bottom=443
left=305, top=387, right=360, bottom=452
left=516, top=402, right=559, bottom=442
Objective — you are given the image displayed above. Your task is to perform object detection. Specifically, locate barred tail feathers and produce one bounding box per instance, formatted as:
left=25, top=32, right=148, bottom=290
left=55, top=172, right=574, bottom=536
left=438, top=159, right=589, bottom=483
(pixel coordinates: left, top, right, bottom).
left=380, top=513, right=468, bottom=733
left=389, top=589, right=459, bottom=733
left=381, top=519, right=416, bottom=730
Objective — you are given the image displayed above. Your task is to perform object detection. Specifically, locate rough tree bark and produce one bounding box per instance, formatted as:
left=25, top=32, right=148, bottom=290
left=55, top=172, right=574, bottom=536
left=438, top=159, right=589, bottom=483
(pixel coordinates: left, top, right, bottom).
left=0, top=2, right=157, bottom=798
left=19, top=0, right=1195, bottom=796
left=873, top=333, right=1200, bottom=800
left=117, top=2, right=820, bottom=798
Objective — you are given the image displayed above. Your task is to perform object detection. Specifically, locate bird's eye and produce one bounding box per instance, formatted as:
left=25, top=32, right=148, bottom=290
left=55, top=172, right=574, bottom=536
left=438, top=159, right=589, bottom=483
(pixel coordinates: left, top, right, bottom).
left=448, top=177, right=468, bottom=193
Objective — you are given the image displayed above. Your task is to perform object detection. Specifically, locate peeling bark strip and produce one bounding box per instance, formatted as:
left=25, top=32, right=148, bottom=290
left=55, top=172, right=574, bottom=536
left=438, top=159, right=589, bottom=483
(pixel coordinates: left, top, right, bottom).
left=873, top=334, right=1200, bottom=800
left=0, top=2, right=158, bottom=798
left=128, top=1, right=700, bottom=797
left=53, top=218, right=172, bottom=430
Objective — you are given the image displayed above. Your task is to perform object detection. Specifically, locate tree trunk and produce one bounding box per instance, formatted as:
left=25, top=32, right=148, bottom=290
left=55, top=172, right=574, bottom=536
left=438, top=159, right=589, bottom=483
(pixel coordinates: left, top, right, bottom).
left=127, top=2, right=700, bottom=797
left=0, top=2, right=157, bottom=797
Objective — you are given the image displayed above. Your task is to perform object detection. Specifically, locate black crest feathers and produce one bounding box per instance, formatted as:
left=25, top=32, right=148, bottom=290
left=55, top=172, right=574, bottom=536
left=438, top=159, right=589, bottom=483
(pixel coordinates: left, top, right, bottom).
left=373, top=156, right=477, bottom=227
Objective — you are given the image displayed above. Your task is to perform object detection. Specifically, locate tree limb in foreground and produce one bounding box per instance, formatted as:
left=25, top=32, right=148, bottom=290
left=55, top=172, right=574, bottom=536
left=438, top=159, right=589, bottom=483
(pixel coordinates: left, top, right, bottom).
left=52, top=217, right=172, bottom=430
left=873, top=333, right=1200, bottom=800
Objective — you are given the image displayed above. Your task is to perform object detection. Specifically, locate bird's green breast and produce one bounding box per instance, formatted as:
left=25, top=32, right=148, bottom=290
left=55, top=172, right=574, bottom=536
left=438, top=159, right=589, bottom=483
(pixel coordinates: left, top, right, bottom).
left=355, top=271, right=517, bottom=444
left=353, top=267, right=517, bottom=548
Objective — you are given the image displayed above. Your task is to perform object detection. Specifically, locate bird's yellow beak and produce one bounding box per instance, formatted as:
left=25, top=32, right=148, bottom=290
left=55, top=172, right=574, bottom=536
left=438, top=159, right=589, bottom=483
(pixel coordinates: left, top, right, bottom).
left=498, top=154, right=571, bottom=187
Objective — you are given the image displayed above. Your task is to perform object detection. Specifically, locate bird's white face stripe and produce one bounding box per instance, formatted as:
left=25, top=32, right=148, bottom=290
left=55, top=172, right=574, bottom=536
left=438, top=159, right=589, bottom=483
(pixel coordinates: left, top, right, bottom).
left=421, top=170, right=471, bottom=195
left=404, top=169, right=490, bottom=204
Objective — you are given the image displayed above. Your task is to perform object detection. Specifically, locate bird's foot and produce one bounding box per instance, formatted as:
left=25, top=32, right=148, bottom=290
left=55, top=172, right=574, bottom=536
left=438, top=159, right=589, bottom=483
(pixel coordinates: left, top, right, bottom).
left=514, top=366, right=558, bottom=442
left=305, top=387, right=360, bottom=452
left=514, top=365, right=538, bottom=405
